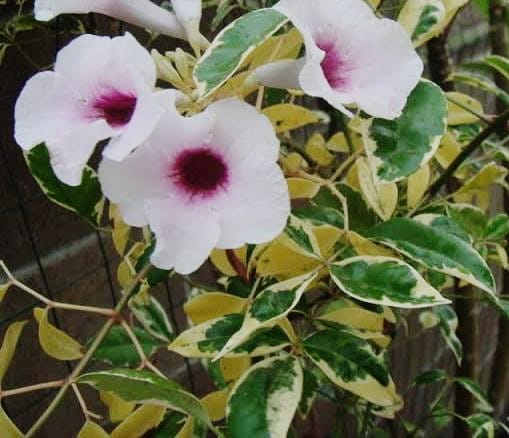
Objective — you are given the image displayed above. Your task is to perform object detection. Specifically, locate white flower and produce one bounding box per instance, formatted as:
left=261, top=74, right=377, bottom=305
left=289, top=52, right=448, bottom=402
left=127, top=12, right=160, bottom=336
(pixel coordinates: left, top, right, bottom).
left=253, top=0, right=423, bottom=120
left=15, top=33, right=169, bottom=186
left=99, top=92, right=290, bottom=274
left=34, top=0, right=187, bottom=41
left=171, top=0, right=204, bottom=55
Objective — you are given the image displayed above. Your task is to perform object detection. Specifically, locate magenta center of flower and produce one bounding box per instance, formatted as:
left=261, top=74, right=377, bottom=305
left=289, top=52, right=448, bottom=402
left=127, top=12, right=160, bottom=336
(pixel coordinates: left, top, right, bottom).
left=92, top=90, right=137, bottom=127
left=170, top=147, right=229, bottom=198
left=316, top=40, right=351, bottom=91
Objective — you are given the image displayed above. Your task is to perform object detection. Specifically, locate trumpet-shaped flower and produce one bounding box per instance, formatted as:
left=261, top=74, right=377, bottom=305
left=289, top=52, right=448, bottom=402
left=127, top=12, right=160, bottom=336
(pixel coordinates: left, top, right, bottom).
left=171, top=0, right=204, bottom=55
left=99, top=92, right=290, bottom=274
left=15, top=33, right=169, bottom=186
left=34, top=0, right=187, bottom=41
left=254, top=0, right=423, bottom=119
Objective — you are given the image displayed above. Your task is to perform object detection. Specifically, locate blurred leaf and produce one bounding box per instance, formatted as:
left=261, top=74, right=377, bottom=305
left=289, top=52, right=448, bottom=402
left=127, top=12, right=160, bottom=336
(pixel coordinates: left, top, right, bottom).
left=100, top=390, right=136, bottom=423
left=77, top=421, right=109, bottom=438
left=111, top=405, right=166, bottom=438
left=0, top=321, right=27, bottom=384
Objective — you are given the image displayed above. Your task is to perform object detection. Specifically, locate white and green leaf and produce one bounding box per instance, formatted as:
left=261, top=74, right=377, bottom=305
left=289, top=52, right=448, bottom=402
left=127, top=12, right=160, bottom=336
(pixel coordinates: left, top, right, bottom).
left=77, top=368, right=210, bottom=426
left=398, top=0, right=446, bottom=47
left=25, top=144, right=104, bottom=227
left=215, top=273, right=317, bottom=360
left=226, top=354, right=303, bottom=438
left=434, top=305, right=463, bottom=365
left=194, top=8, right=287, bottom=98
left=169, top=313, right=291, bottom=358
left=368, top=218, right=496, bottom=296
left=330, top=256, right=450, bottom=308
left=129, top=296, right=174, bottom=343
left=303, top=328, right=397, bottom=406
left=362, top=81, right=447, bottom=183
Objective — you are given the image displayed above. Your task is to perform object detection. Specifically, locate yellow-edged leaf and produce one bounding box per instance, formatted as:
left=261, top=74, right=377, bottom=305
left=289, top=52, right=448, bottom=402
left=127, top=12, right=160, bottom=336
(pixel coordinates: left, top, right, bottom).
left=220, top=356, right=251, bottom=382
left=407, top=164, right=431, bottom=209
left=77, top=421, right=109, bottom=438
left=210, top=247, right=247, bottom=277
left=100, top=390, right=136, bottom=423
left=0, top=283, right=10, bottom=307
left=455, top=163, right=508, bottom=196
left=281, top=152, right=308, bottom=174
left=316, top=298, right=384, bottom=332
left=248, top=28, right=303, bottom=68
left=398, top=0, right=446, bottom=47
left=435, top=130, right=461, bottom=169
left=447, top=92, right=484, bottom=125
left=357, top=157, right=398, bottom=221
left=184, top=293, right=246, bottom=325
left=33, top=308, right=84, bottom=360
left=305, top=133, right=334, bottom=166
left=287, top=178, right=321, bottom=200
left=201, top=389, right=229, bottom=422
left=111, top=405, right=166, bottom=438
left=0, top=320, right=27, bottom=384
left=110, top=204, right=130, bottom=256
left=347, top=231, right=396, bottom=258
left=262, top=104, right=320, bottom=133
left=327, top=132, right=349, bottom=153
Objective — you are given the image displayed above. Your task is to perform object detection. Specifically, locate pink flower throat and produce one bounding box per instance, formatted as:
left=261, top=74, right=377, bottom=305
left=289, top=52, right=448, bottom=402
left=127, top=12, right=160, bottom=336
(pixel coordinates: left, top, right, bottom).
left=92, top=90, right=137, bottom=127
left=316, top=40, right=351, bottom=90
left=170, top=147, right=229, bottom=198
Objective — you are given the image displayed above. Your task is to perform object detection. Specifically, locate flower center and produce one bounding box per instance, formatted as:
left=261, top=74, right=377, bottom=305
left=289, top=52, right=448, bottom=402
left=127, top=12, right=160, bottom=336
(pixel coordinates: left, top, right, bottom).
left=316, top=40, right=351, bottom=91
left=92, top=90, right=137, bottom=127
left=170, top=147, right=229, bottom=198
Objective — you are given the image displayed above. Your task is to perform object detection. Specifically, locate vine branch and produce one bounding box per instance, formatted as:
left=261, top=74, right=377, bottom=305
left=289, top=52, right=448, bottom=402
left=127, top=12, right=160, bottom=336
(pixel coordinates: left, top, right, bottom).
left=25, top=264, right=152, bottom=438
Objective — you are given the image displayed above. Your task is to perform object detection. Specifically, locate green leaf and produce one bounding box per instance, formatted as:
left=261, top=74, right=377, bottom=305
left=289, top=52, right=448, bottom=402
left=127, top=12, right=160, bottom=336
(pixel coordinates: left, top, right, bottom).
left=299, top=367, right=320, bottom=418
left=455, top=377, right=492, bottom=412
left=151, top=411, right=187, bottom=438
left=412, top=369, right=448, bottom=386
left=293, top=205, right=344, bottom=229
left=284, top=215, right=322, bottom=259
left=92, top=326, right=163, bottom=367
left=215, top=273, right=317, bottom=359
left=363, top=81, right=447, bottom=183
left=447, top=204, right=487, bottom=241
left=466, top=414, right=496, bottom=438
left=25, top=144, right=104, bottom=227
left=434, top=305, right=463, bottom=365
left=313, top=183, right=377, bottom=234
left=194, top=8, right=287, bottom=98
left=169, top=314, right=291, bottom=358
left=227, top=354, right=303, bottom=438
left=129, top=296, right=174, bottom=343
left=303, top=328, right=397, bottom=406
left=485, top=214, right=509, bottom=241
left=330, top=256, right=450, bottom=308
left=414, top=213, right=471, bottom=243
left=77, top=368, right=210, bottom=425
left=368, top=218, right=496, bottom=296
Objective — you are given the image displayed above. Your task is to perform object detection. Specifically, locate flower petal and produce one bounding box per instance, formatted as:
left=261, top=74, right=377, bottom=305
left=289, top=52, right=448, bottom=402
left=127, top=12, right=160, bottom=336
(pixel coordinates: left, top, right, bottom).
left=216, top=157, right=290, bottom=248
left=207, top=98, right=280, bottom=163
left=34, top=0, right=187, bottom=40
left=249, top=59, right=304, bottom=91
left=147, top=198, right=221, bottom=274
left=274, top=0, right=423, bottom=119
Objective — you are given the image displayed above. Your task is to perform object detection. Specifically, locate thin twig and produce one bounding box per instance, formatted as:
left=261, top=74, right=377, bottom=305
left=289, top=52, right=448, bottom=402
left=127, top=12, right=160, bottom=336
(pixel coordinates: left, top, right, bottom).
left=0, top=261, right=114, bottom=316
left=25, top=265, right=152, bottom=438
left=120, top=320, right=166, bottom=378
left=0, top=379, right=65, bottom=398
